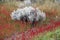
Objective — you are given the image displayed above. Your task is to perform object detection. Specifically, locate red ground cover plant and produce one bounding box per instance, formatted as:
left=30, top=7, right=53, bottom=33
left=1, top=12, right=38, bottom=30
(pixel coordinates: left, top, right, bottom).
left=4, top=21, right=60, bottom=40
left=0, top=5, right=60, bottom=40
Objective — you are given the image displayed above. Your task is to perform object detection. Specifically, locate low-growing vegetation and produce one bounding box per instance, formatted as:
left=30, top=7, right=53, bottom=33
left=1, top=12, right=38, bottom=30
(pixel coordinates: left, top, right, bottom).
left=0, top=0, right=60, bottom=40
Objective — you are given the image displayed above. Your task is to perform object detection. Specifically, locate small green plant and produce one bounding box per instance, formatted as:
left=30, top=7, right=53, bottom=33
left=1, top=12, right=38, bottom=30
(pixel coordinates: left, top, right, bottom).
left=33, top=27, right=60, bottom=40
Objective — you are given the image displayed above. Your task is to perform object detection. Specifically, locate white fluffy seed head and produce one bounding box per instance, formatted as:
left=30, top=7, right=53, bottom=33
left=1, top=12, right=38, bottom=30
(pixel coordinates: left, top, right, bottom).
left=10, top=6, right=46, bottom=22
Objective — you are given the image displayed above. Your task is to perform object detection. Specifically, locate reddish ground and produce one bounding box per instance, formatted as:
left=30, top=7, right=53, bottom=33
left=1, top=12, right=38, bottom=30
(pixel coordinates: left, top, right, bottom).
left=0, top=4, right=60, bottom=40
